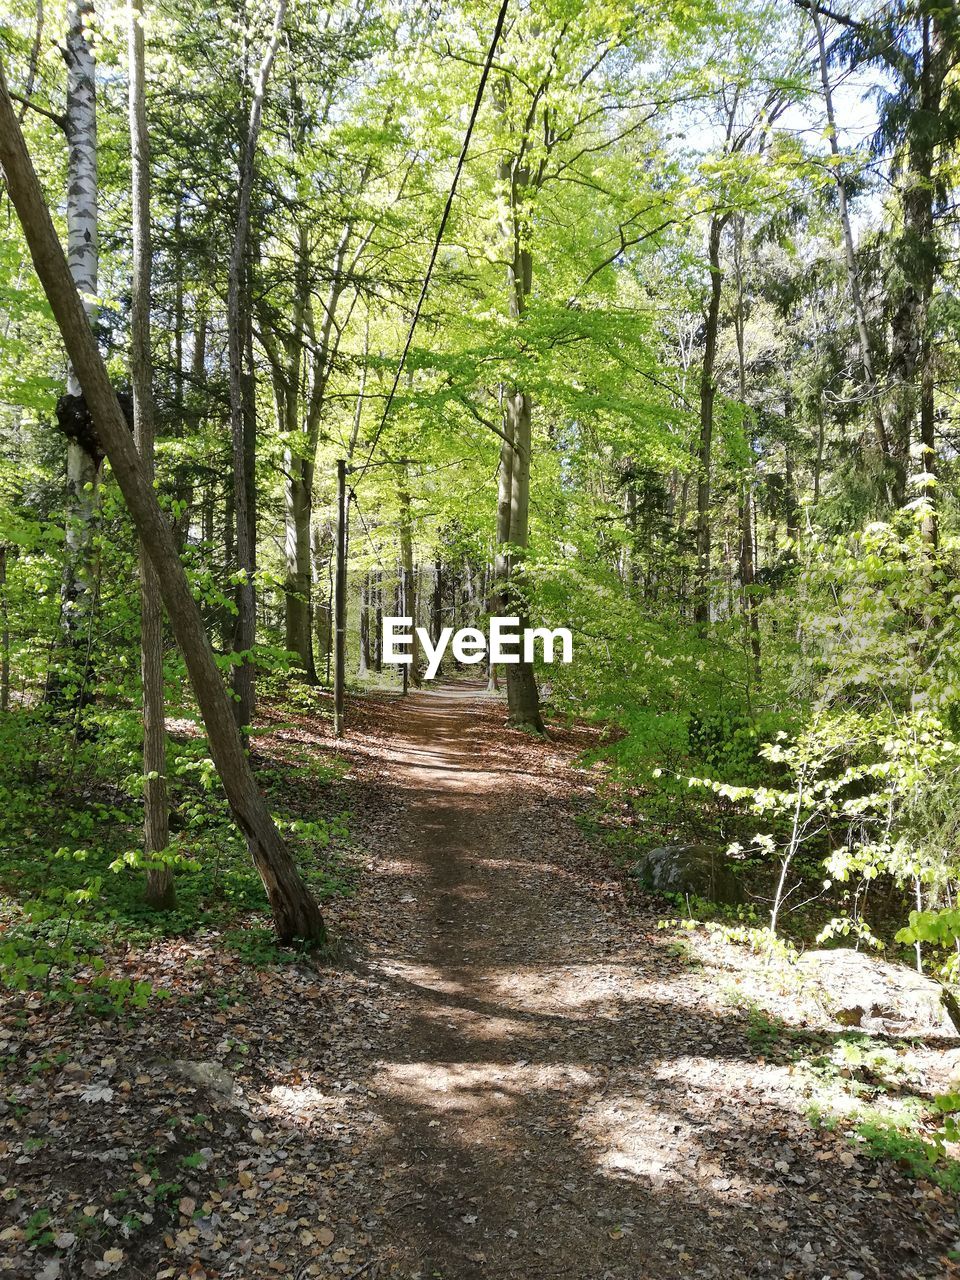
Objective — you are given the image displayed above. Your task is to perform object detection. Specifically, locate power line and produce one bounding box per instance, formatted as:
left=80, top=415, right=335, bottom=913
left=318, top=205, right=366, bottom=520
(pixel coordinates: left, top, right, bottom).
left=350, top=0, right=510, bottom=485
left=349, top=490, right=389, bottom=572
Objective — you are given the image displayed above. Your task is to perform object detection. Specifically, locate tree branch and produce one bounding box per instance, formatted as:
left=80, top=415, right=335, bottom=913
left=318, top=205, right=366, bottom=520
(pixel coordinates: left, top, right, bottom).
left=8, top=91, right=67, bottom=133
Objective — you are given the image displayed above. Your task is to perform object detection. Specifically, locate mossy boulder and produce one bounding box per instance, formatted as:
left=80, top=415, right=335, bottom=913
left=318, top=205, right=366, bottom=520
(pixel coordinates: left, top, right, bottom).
left=629, top=844, right=744, bottom=906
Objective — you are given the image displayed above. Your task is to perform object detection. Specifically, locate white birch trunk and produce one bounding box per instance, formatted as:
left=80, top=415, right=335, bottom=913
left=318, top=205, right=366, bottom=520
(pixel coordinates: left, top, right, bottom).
left=60, top=0, right=100, bottom=677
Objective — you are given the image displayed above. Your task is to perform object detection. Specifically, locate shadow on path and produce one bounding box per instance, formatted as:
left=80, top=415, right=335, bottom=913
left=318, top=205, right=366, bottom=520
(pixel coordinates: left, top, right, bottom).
left=348, top=684, right=952, bottom=1280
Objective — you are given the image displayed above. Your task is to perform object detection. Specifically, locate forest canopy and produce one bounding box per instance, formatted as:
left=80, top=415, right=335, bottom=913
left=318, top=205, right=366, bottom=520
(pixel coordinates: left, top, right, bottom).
left=0, top=0, right=958, bottom=959
left=1, top=0, right=960, bottom=953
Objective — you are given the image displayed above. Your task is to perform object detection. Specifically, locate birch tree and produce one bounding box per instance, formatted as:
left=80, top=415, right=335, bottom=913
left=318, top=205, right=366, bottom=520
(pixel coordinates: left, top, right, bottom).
left=54, top=0, right=100, bottom=703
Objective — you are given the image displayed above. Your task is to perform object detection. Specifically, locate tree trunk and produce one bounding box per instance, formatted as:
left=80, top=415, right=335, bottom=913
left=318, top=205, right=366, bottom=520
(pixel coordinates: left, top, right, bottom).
left=128, top=0, right=173, bottom=910
left=0, top=67, right=326, bottom=946
left=813, top=404, right=825, bottom=505
left=173, top=309, right=206, bottom=552
left=490, top=396, right=514, bottom=694
left=284, top=455, right=317, bottom=680
left=270, top=226, right=316, bottom=678
left=694, top=214, right=726, bottom=628
left=373, top=569, right=382, bottom=672
left=739, top=480, right=760, bottom=686
left=0, top=545, right=9, bottom=713
left=358, top=572, right=370, bottom=677
left=279, top=222, right=355, bottom=681
left=810, top=0, right=892, bottom=483
left=227, top=0, right=288, bottom=729
left=311, top=521, right=332, bottom=682
left=886, top=11, right=940, bottom=537
left=57, top=0, right=101, bottom=703
left=431, top=558, right=443, bottom=647
left=503, top=384, right=542, bottom=729
left=494, top=149, right=543, bottom=731
left=784, top=446, right=799, bottom=544
left=398, top=476, right=420, bottom=687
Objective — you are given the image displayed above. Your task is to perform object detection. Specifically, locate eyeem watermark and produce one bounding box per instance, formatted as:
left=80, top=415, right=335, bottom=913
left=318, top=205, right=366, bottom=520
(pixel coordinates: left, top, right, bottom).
left=383, top=616, right=573, bottom=680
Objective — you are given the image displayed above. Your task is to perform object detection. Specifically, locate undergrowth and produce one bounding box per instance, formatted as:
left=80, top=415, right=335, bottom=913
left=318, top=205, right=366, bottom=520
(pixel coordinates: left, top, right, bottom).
left=0, top=702, right=353, bottom=1013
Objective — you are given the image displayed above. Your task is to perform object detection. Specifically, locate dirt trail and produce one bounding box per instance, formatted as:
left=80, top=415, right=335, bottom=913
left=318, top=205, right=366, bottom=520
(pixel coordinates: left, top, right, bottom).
left=344, top=683, right=956, bottom=1280
left=6, top=681, right=955, bottom=1280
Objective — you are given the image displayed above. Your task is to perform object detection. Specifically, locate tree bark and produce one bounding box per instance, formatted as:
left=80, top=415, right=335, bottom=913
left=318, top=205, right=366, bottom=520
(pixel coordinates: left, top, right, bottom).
left=0, top=66, right=326, bottom=946
left=358, top=572, right=370, bottom=677
left=887, top=11, right=940, bottom=537
left=731, top=215, right=760, bottom=684
left=373, top=569, right=382, bottom=672
left=0, top=545, right=9, bottom=713
left=58, top=0, right=101, bottom=701
left=284, top=453, right=317, bottom=680
left=494, top=149, right=543, bottom=731
left=276, top=218, right=358, bottom=679
left=810, top=0, right=892, bottom=479
left=398, top=475, right=421, bottom=687
left=694, top=214, right=727, bottom=628
left=267, top=225, right=314, bottom=679
left=128, top=0, right=173, bottom=910
left=227, top=0, right=288, bottom=729
left=431, top=558, right=443, bottom=648
left=738, top=481, right=760, bottom=684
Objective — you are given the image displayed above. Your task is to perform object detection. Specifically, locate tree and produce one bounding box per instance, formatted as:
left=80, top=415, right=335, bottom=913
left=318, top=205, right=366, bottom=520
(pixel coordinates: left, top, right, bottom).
left=128, top=0, right=172, bottom=909
left=227, top=0, right=288, bottom=729
left=55, top=0, right=101, bottom=707
left=0, top=65, right=326, bottom=946
left=818, top=0, right=960, bottom=520
left=809, top=0, right=892, bottom=480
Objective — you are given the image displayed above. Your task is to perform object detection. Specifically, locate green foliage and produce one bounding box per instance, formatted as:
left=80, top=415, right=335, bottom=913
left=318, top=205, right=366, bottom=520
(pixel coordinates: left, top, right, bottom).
left=639, top=513, right=960, bottom=953
left=857, top=1121, right=960, bottom=1195
left=0, top=681, right=353, bottom=1002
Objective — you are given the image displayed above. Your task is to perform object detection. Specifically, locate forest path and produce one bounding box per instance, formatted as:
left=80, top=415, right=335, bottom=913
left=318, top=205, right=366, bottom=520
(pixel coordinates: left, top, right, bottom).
left=334, top=682, right=949, bottom=1280
left=4, top=684, right=956, bottom=1280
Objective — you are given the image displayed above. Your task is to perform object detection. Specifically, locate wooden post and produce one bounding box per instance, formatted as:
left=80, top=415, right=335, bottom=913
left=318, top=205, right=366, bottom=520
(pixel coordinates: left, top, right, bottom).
left=333, top=458, right=347, bottom=737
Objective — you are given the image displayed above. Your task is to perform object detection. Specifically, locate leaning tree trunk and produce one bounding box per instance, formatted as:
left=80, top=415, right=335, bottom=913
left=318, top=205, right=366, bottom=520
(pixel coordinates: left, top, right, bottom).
left=0, top=69, right=326, bottom=946
left=128, top=0, right=172, bottom=909
left=56, top=0, right=101, bottom=704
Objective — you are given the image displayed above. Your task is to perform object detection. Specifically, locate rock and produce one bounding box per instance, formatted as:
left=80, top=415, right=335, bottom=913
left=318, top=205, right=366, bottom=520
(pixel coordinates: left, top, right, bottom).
left=629, top=844, right=743, bottom=906
left=797, top=948, right=960, bottom=1036
left=172, top=1060, right=237, bottom=1099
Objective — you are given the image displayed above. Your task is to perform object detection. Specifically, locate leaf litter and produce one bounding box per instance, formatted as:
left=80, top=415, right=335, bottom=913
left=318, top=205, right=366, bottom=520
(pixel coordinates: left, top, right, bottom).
left=0, top=682, right=958, bottom=1279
